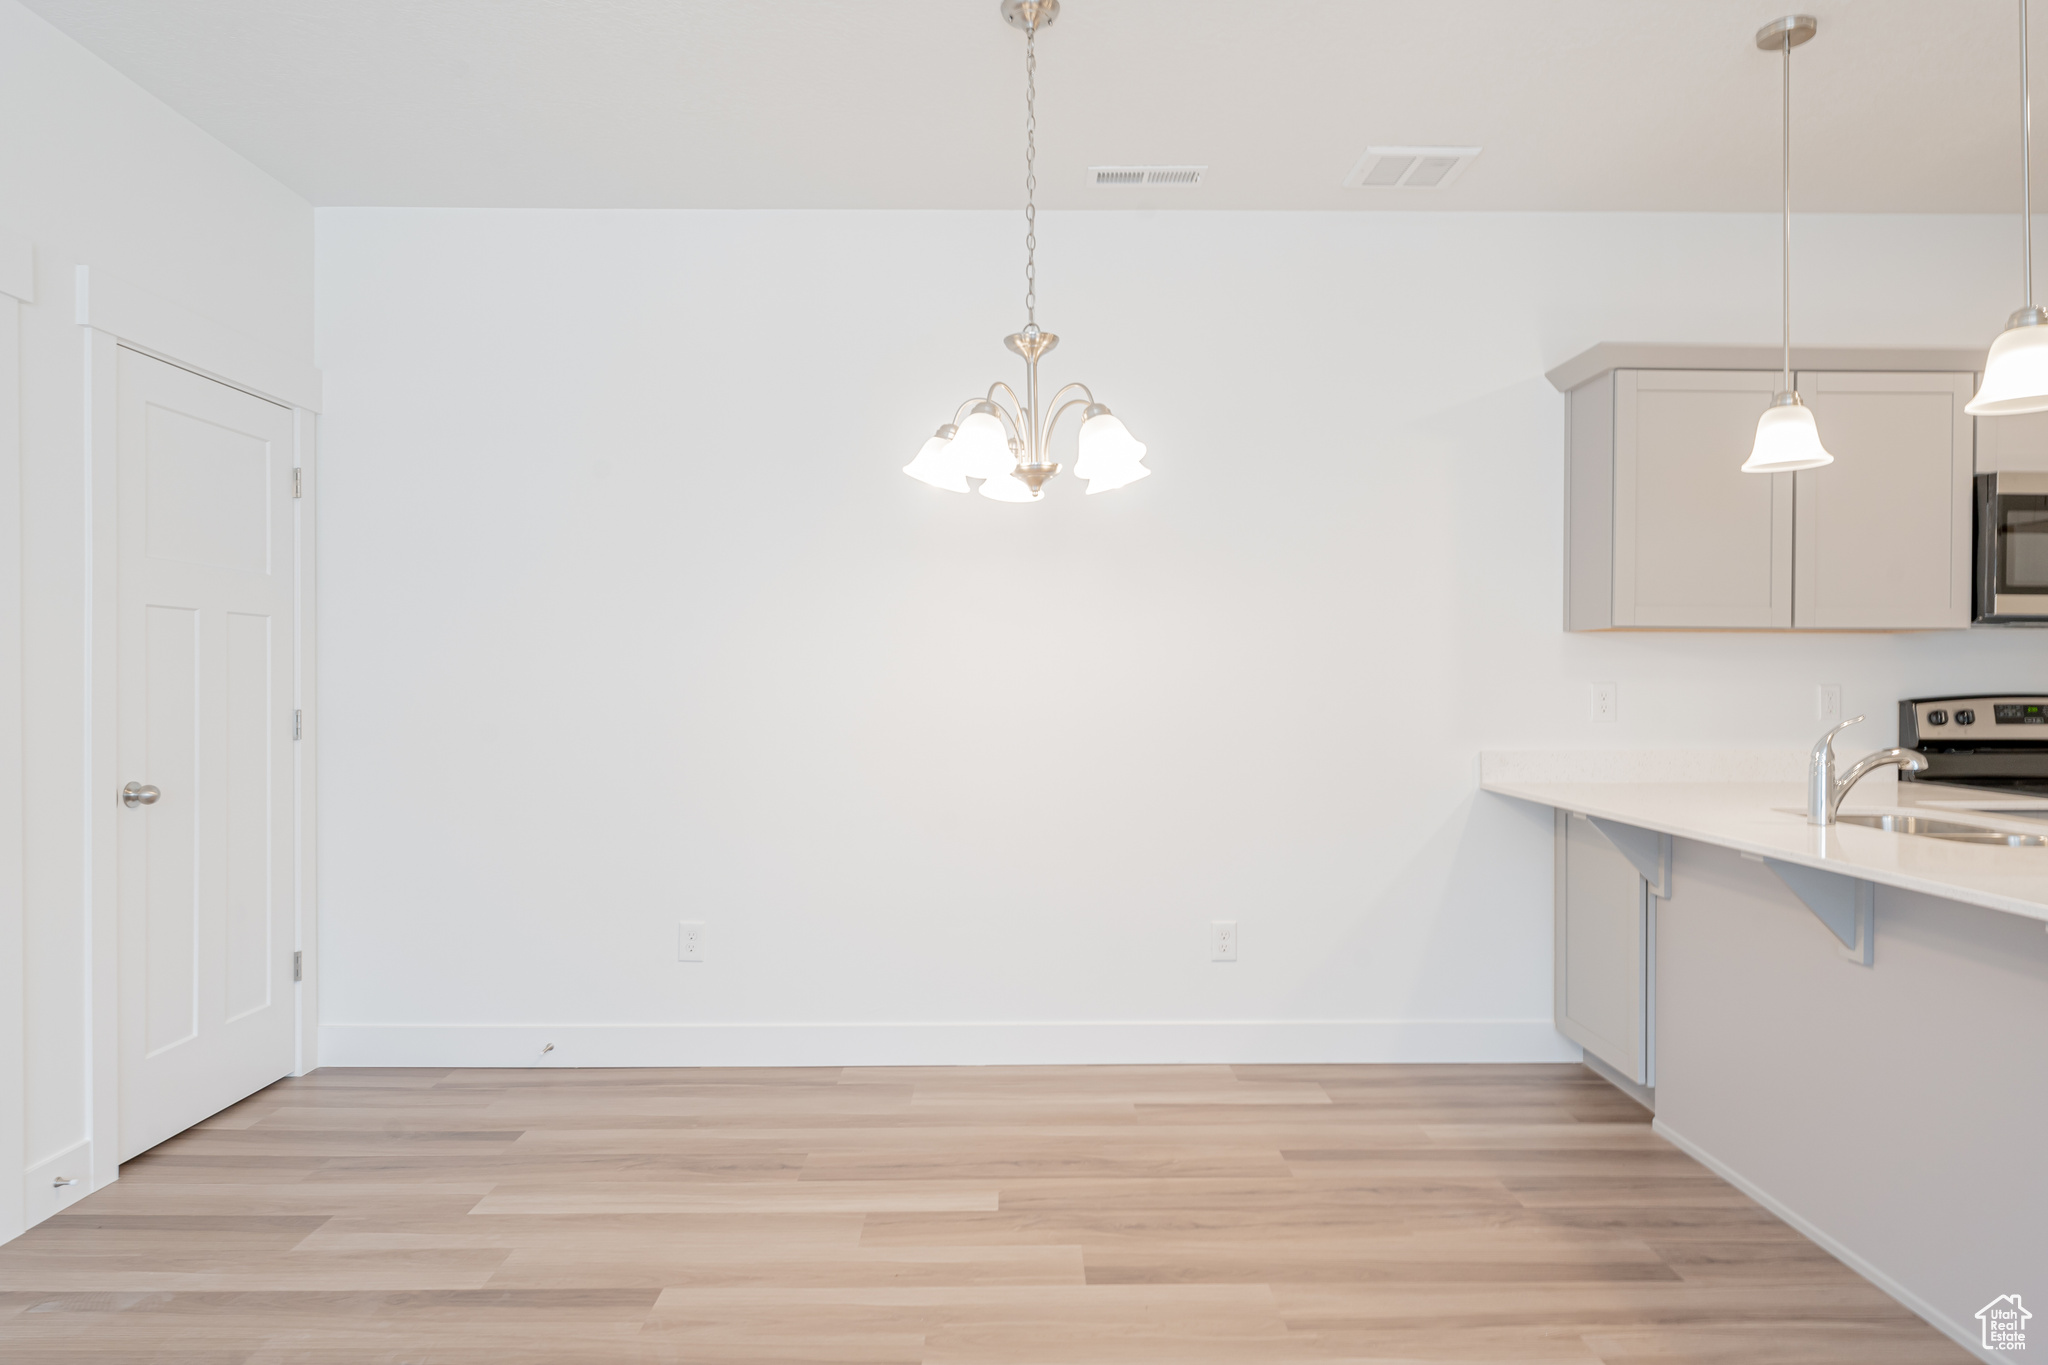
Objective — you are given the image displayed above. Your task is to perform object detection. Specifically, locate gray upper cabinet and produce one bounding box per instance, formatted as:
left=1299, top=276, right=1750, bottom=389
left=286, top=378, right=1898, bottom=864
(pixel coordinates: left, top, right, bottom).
left=1794, top=372, right=1973, bottom=630
left=1554, top=345, right=1983, bottom=632
left=1568, top=368, right=1791, bottom=629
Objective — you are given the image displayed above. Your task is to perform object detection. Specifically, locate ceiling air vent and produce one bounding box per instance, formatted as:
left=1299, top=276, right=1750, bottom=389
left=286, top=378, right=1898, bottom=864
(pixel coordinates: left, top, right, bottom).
left=1092, top=165, right=1206, bottom=187
left=1343, top=146, right=1481, bottom=190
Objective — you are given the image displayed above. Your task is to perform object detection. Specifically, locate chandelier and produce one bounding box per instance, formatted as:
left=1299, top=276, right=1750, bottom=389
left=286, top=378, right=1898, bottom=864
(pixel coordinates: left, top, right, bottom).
left=902, top=0, right=1150, bottom=502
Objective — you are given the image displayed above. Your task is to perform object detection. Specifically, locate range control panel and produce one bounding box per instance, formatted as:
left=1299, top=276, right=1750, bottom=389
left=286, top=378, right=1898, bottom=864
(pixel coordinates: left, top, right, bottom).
left=1901, top=696, right=2048, bottom=747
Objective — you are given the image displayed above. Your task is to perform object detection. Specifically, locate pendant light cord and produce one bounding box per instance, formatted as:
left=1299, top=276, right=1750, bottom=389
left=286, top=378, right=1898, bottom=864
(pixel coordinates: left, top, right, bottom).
left=2025, top=0, right=2035, bottom=310
left=1023, top=22, right=1038, bottom=332
left=1782, top=28, right=1793, bottom=392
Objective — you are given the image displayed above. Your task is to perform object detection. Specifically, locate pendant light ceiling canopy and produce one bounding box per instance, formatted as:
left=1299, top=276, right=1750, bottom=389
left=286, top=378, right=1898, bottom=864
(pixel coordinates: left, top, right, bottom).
left=1743, top=14, right=1833, bottom=474
left=1969, top=0, right=2048, bottom=416
left=901, top=0, right=1149, bottom=503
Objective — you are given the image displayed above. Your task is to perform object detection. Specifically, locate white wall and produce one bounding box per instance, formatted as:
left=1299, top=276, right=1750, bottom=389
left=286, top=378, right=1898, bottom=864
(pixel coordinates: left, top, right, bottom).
left=0, top=0, right=313, bottom=1239
left=313, top=207, right=2048, bottom=1066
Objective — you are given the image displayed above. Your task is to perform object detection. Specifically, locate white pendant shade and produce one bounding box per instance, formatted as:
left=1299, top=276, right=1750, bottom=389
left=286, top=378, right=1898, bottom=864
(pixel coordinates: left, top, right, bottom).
left=949, top=409, right=1015, bottom=480
left=1967, top=319, right=2048, bottom=415
left=902, top=431, right=969, bottom=492
left=1074, top=412, right=1151, bottom=494
left=977, top=468, right=1041, bottom=502
left=1742, top=400, right=1834, bottom=473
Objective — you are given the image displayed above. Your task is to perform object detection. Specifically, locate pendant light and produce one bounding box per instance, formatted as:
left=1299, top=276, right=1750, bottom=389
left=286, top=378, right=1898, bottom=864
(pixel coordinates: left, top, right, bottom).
left=1969, top=0, right=2048, bottom=416
left=901, top=0, right=1150, bottom=501
left=1743, top=15, right=1833, bottom=474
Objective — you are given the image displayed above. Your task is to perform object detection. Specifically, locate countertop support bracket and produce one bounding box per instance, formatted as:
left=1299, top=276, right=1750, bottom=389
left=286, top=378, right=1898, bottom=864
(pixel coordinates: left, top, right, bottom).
left=1762, top=858, right=1875, bottom=965
left=1589, top=817, right=1673, bottom=899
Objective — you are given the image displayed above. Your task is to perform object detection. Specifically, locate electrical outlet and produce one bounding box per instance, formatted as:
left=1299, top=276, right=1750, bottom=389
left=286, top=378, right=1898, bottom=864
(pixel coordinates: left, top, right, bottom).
left=1817, top=684, right=1843, bottom=725
left=1589, top=682, right=1617, bottom=723
left=678, top=922, right=704, bottom=962
left=1211, top=921, right=1237, bottom=962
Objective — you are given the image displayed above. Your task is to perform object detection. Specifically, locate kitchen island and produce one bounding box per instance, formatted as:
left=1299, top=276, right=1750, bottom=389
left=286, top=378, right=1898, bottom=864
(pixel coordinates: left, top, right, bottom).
left=1483, top=752, right=2047, bottom=1364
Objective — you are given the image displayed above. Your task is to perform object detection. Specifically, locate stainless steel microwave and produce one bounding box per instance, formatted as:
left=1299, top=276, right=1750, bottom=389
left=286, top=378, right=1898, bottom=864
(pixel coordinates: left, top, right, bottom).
left=1976, top=472, right=2048, bottom=623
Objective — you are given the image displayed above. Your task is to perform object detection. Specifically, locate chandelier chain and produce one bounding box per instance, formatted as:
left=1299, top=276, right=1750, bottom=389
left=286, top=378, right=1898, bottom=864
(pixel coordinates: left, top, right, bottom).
left=1024, top=23, right=1038, bottom=330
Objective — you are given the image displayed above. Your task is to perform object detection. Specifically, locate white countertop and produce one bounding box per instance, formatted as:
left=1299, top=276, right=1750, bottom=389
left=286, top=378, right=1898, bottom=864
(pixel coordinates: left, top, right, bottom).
left=1480, top=756, right=2048, bottom=925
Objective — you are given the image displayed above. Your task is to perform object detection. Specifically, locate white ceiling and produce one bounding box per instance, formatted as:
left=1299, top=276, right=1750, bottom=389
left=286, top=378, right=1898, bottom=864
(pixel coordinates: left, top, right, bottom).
left=20, top=0, right=2046, bottom=212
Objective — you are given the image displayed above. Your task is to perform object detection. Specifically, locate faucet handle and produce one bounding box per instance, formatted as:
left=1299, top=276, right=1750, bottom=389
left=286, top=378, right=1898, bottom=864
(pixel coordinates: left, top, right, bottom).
left=1811, top=715, right=1865, bottom=764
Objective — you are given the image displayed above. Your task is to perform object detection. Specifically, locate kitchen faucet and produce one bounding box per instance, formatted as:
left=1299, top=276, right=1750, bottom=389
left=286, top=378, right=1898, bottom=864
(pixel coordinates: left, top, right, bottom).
left=1808, top=716, right=1928, bottom=826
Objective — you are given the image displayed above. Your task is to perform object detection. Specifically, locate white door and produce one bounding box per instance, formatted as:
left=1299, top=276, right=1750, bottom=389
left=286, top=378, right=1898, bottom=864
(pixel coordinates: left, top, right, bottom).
left=117, top=347, right=297, bottom=1161
left=1793, top=371, right=1974, bottom=630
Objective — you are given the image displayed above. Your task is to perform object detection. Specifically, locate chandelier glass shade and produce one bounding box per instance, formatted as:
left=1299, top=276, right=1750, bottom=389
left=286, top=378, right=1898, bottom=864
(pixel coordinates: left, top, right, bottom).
left=900, top=0, right=1148, bottom=503
left=1969, top=0, right=2048, bottom=416
left=954, top=409, right=1016, bottom=477
left=903, top=428, right=969, bottom=492
left=1074, top=409, right=1151, bottom=493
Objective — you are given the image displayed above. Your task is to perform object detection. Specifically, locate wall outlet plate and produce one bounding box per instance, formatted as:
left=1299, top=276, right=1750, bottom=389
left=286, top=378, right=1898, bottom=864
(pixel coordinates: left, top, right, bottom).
left=678, top=922, right=703, bottom=962
left=1212, top=921, right=1238, bottom=962
left=1590, top=682, right=1617, bottom=723
left=1817, top=684, right=1843, bottom=725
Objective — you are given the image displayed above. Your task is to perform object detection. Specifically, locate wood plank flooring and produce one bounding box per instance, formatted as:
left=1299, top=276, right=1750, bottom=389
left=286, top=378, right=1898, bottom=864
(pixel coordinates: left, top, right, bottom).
left=0, top=1064, right=1971, bottom=1363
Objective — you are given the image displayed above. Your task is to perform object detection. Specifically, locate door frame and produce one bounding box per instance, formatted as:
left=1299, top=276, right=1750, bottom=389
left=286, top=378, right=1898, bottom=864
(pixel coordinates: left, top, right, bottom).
left=0, top=237, right=31, bottom=1244
left=78, top=266, right=322, bottom=1195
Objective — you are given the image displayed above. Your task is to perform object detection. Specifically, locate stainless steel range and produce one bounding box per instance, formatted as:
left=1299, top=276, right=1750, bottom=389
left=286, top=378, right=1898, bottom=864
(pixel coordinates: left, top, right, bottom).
left=1899, top=694, right=2048, bottom=797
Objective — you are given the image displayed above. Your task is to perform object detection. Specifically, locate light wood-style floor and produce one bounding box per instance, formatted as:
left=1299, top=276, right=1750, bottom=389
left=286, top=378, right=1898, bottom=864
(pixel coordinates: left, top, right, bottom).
left=0, top=1064, right=1970, bottom=1364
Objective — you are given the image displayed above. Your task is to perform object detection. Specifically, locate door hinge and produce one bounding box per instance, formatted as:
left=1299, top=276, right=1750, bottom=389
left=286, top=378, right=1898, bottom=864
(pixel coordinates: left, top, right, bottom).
left=292, top=950, right=303, bottom=983
left=293, top=709, right=302, bottom=741
left=292, top=467, right=303, bottom=498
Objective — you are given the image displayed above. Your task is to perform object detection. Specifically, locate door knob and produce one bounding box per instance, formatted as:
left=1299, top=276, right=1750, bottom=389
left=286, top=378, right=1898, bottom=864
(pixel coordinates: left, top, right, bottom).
left=122, top=782, right=160, bottom=808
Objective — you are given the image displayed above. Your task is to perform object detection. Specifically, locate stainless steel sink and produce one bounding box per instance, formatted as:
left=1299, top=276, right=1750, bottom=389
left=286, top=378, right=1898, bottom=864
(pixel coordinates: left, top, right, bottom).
left=1833, top=813, right=2046, bottom=846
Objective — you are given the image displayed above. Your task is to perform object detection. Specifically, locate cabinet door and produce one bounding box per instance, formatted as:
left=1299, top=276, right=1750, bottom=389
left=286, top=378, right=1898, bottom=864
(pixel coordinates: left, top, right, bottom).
left=1554, top=811, right=1648, bottom=1082
left=1793, top=372, right=1973, bottom=630
left=1614, top=370, right=1792, bottom=627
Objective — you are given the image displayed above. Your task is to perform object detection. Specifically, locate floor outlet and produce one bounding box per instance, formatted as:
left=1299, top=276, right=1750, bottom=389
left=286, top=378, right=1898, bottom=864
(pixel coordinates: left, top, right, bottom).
left=678, top=922, right=704, bottom=962
left=1590, top=682, right=1617, bottom=723
left=1212, top=921, right=1238, bottom=962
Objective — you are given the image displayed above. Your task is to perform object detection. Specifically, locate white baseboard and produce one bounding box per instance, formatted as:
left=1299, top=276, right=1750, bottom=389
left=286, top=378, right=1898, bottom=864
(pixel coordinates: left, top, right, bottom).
left=1652, top=1118, right=1998, bottom=1365
left=318, top=1019, right=1581, bottom=1069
